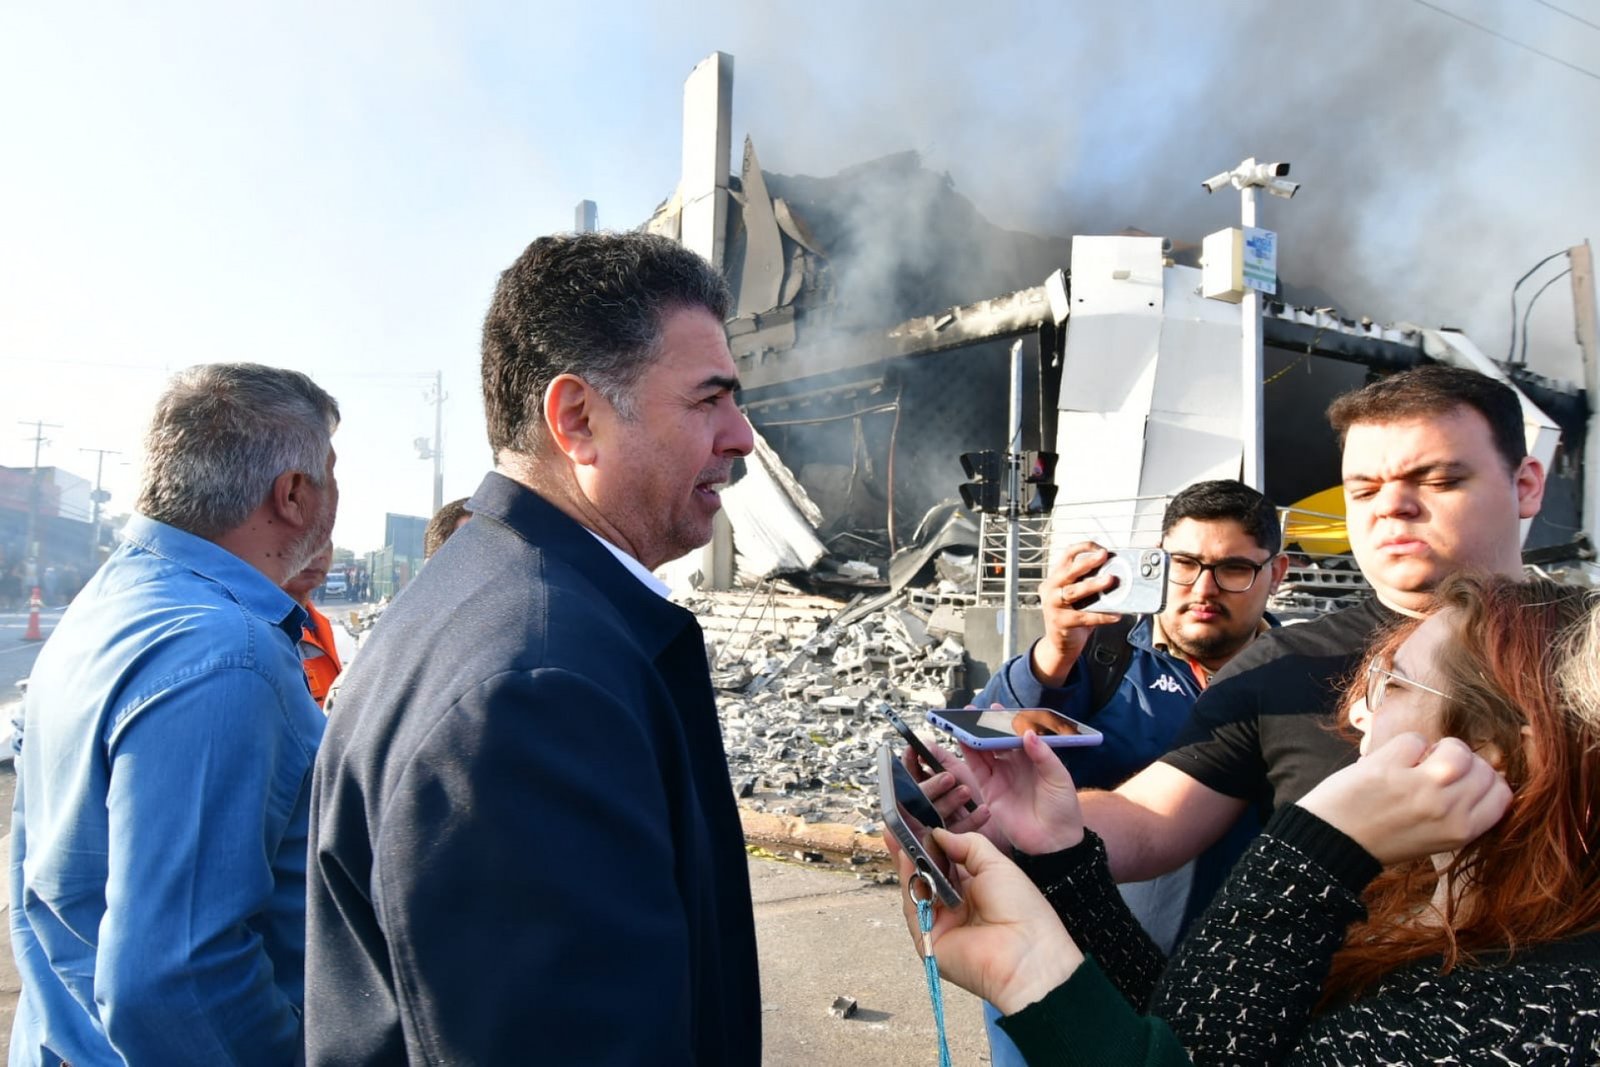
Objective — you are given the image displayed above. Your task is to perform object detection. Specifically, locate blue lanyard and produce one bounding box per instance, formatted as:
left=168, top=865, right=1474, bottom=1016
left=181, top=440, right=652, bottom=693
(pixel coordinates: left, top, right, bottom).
left=912, top=873, right=954, bottom=1067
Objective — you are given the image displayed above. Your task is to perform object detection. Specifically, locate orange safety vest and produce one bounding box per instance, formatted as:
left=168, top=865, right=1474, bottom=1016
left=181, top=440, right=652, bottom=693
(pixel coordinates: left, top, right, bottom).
left=298, top=601, right=344, bottom=709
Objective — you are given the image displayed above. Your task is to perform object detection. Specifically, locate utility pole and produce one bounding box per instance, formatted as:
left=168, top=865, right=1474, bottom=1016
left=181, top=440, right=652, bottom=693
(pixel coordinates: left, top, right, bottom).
left=80, top=447, right=121, bottom=568
left=414, top=372, right=447, bottom=514
left=19, top=420, right=63, bottom=573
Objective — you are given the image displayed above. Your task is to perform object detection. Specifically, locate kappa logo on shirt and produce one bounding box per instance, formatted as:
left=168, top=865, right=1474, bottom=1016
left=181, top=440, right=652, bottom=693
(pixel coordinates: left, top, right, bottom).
left=1148, top=674, right=1184, bottom=693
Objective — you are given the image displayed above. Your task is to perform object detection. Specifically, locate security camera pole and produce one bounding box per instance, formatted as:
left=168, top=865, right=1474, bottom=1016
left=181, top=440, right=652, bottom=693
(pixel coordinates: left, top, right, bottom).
left=1201, top=158, right=1299, bottom=490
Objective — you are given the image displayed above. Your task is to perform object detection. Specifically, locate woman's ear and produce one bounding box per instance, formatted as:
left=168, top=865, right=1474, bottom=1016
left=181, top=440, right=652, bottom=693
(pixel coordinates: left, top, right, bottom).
left=1474, top=725, right=1532, bottom=775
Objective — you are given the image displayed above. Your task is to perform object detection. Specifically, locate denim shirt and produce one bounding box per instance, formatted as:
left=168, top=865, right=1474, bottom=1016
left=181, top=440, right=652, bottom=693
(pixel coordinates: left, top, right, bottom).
left=9, top=514, right=325, bottom=1066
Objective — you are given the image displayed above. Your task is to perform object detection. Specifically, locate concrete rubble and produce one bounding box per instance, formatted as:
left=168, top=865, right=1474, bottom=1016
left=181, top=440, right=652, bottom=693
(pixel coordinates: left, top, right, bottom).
left=680, top=573, right=977, bottom=863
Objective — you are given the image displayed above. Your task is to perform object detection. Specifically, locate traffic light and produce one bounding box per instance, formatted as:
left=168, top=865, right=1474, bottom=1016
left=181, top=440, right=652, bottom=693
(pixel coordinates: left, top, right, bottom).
left=958, top=451, right=1003, bottom=513
left=1023, top=450, right=1058, bottom=513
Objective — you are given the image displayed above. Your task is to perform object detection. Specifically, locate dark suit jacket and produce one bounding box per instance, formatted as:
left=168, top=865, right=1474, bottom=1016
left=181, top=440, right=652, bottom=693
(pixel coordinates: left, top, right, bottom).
left=305, top=473, right=761, bottom=1064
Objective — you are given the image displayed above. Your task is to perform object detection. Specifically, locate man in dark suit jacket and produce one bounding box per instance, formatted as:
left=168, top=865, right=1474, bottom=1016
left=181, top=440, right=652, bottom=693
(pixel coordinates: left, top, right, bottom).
left=305, top=232, right=762, bottom=1064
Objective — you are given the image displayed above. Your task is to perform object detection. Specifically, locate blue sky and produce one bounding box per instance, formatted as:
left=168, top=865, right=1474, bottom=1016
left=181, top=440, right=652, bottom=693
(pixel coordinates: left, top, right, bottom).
left=3, top=0, right=1596, bottom=552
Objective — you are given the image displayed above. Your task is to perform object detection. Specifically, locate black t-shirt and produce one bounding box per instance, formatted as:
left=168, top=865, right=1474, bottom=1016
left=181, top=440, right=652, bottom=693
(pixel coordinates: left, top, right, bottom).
left=1159, top=596, right=1401, bottom=812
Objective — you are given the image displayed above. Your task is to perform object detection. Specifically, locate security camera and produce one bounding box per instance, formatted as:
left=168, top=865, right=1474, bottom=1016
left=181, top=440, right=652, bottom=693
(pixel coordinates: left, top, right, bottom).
left=1250, top=161, right=1291, bottom=180
left=1201, top=170, right=1234, bottom=194
left=1264, top=177, right=1300, bottom=199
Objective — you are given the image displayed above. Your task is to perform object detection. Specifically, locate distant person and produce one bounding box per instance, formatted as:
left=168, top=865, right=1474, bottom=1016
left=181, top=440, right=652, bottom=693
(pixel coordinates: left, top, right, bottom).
left=423, top=496, right=472, bottom=559
left=306, top=232, right=762, bottom=1062
left=284, top=542, right=344, bottom=708
left=9, top=363, right=339, bottom=1065
left=1, top=558, right=20, bottom=611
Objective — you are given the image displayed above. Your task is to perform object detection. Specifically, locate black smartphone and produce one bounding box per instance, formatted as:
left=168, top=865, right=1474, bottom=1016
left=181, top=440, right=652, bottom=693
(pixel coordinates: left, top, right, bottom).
left=879, top=704, right=978, bottom=814
left=877, top=745, right=961, bottom=907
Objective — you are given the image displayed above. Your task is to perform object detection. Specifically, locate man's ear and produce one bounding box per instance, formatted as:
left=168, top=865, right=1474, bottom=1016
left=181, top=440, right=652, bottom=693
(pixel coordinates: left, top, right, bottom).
left=543, top=374, right=601, bottom=467
left=269, top=470, right=315, bottom=530
left=1514, top=455, right=1546, bottom=520
left=1267, top=552, right=1291, bottom=592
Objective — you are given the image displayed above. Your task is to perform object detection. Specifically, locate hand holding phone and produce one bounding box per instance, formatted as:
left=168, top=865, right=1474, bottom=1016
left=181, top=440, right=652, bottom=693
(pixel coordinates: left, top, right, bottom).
left=879, top=704, right=978, bottom=814
left=878, top=745, right=962, bottom=907
left=1070, top=548, right=1169, bottom=616
left=926, top=708, right=1104, bottom=751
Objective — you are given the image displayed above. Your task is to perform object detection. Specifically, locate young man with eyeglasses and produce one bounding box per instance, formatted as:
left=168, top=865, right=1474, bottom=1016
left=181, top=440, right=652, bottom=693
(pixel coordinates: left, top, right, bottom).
left=951, top=479, right=1284, bottom=1066
left=968, top=479, right=1287, bottom=927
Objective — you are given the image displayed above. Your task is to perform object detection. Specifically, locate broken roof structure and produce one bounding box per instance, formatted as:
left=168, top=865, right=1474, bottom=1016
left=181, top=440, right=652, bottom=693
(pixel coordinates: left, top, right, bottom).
left=633, top=52, right=1593, bottom=617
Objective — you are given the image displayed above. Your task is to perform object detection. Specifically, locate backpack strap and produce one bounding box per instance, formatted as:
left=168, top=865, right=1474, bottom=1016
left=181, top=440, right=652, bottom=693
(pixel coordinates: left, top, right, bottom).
left=1083, top=615, right=1140, bottom=716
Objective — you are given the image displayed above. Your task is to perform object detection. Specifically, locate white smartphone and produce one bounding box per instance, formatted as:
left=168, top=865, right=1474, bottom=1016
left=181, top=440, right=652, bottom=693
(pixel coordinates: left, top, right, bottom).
left=926, top=707, right=1104, bottom=751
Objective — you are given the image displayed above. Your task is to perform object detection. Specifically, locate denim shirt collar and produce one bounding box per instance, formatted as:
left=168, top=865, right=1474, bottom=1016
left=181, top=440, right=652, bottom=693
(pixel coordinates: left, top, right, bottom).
left=119, top=513, right=308, bottom=640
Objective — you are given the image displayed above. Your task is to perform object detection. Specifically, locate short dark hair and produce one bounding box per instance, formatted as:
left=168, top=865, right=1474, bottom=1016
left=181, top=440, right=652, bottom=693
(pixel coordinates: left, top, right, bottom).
left=1326, top=364, right=1526, bottom=475
left=424, top=498, right=472, bottom=559
left=1161, top=479, right=1281, bottom=555
left=480, top=232, right=732, bottom=458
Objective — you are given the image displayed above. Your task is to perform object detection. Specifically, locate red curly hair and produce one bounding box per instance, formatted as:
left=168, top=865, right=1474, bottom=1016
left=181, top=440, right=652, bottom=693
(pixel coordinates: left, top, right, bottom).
left=1322, top=572, right=1600, bottom=1005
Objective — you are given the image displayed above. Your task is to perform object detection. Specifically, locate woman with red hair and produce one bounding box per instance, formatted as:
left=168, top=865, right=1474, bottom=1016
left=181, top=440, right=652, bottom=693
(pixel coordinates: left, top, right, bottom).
left=897, top=572, right=1600, bottom=1064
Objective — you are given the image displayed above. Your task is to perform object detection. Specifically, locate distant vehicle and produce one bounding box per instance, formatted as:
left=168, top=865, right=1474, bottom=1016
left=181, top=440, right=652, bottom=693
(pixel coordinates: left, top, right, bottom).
left=321, top=573, right=350, bottom=601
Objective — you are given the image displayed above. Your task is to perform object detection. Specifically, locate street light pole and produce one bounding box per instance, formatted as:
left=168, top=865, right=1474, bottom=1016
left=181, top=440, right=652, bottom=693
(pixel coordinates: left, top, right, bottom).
left=431, top=370, right=444, bottom=514
left=1201, top=157, right=1300, bottom=492
left=1239, top=182, right=1264, bottom=491
left=80, top=447, right=120, bottom=568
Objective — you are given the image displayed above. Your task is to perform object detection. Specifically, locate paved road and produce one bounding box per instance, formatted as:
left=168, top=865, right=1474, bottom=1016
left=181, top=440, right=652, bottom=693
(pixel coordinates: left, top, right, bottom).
left=0, top=607, right=64, bottom=700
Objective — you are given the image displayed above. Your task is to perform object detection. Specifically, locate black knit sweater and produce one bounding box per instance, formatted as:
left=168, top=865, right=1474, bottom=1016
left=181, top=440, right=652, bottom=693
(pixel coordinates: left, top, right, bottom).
left=997, top=806, right=1600, bottom=1065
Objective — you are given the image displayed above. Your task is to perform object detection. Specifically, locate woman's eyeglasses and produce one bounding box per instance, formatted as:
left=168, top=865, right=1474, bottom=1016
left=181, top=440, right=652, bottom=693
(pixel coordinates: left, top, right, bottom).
left=1365, top=661, right=1449, bottom=711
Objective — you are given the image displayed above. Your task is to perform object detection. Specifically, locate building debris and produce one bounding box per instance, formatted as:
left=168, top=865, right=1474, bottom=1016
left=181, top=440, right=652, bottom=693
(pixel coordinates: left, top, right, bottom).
left=683, top=572, right=977, bottom=830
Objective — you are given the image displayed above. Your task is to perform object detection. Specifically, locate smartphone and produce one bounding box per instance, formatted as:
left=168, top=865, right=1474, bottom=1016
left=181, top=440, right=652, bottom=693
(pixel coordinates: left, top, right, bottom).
left=1073, top=548, right=1169, bottom=615
left=878, top=705, right=979, bottom=814
left=877, top=745, right=962, bottom=908
left=926, top=707, right=1105, bottom=751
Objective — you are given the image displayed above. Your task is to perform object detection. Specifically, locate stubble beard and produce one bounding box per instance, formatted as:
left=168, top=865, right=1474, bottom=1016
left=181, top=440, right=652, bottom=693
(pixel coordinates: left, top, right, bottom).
left=1165, top=603, right=1256, bottom=666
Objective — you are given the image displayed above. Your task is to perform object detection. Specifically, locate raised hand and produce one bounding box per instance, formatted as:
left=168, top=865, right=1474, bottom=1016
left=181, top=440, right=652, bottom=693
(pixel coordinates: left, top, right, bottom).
left=1295, top=732, right=1512, bottom=866
left=960, top=730, right=1085, bottom=856
left=1031, top=542, right=1125, bottom=687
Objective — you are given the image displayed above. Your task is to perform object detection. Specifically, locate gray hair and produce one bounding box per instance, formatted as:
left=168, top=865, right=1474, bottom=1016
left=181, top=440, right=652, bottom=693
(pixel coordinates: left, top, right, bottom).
left=137, top=363, right=340, bottom=539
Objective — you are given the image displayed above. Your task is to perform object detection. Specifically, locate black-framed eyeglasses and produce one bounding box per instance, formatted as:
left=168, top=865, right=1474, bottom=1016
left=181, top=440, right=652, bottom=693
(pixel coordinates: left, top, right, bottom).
left=1168, top=553, right=1275, bottom=593
left=1365, top=661, right=1449, bottom=712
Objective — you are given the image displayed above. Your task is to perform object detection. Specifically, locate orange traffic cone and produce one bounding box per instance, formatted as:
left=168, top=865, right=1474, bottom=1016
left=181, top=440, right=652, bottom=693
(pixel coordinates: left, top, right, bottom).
left=22, top=586, right=44, bottom=642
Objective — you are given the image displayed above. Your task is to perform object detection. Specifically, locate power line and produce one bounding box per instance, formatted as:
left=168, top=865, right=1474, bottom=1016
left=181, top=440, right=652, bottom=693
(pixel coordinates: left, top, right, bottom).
left=1531, top=0, right=1600, bottom=33
left=1408, top=0, right=1600, bottom=82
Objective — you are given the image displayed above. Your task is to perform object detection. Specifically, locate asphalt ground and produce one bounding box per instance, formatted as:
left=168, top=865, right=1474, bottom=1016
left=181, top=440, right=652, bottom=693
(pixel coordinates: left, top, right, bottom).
left=0, top=729, right=990, bottom=1065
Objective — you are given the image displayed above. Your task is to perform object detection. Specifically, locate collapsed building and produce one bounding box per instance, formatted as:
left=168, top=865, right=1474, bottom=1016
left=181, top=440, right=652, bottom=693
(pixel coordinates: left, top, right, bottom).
left=603, top=52, right=1598, bottom=831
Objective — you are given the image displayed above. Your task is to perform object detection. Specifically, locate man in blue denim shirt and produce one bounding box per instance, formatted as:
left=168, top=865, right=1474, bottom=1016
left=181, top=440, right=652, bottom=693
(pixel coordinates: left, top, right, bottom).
left=9, top=363, right=339, bottom=1066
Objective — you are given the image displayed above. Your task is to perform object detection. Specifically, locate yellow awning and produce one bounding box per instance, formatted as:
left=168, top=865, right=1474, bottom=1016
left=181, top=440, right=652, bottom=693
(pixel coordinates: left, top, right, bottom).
left=1282, top=486, right=1350, bottom=556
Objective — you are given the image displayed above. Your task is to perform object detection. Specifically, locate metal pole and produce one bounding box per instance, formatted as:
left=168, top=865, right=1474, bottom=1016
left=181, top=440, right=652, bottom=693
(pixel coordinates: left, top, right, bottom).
left=432, top=370, right=444, bottom=514
left=80, top=447, right=120, bottom=569
left=1570, top=241, right=1599, bottom=545
left=1002, top=340, right=1024, bottom=659
left=1239, top=185, right=1264, bottom=490
left=19, top=420, right=62, bottom=570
